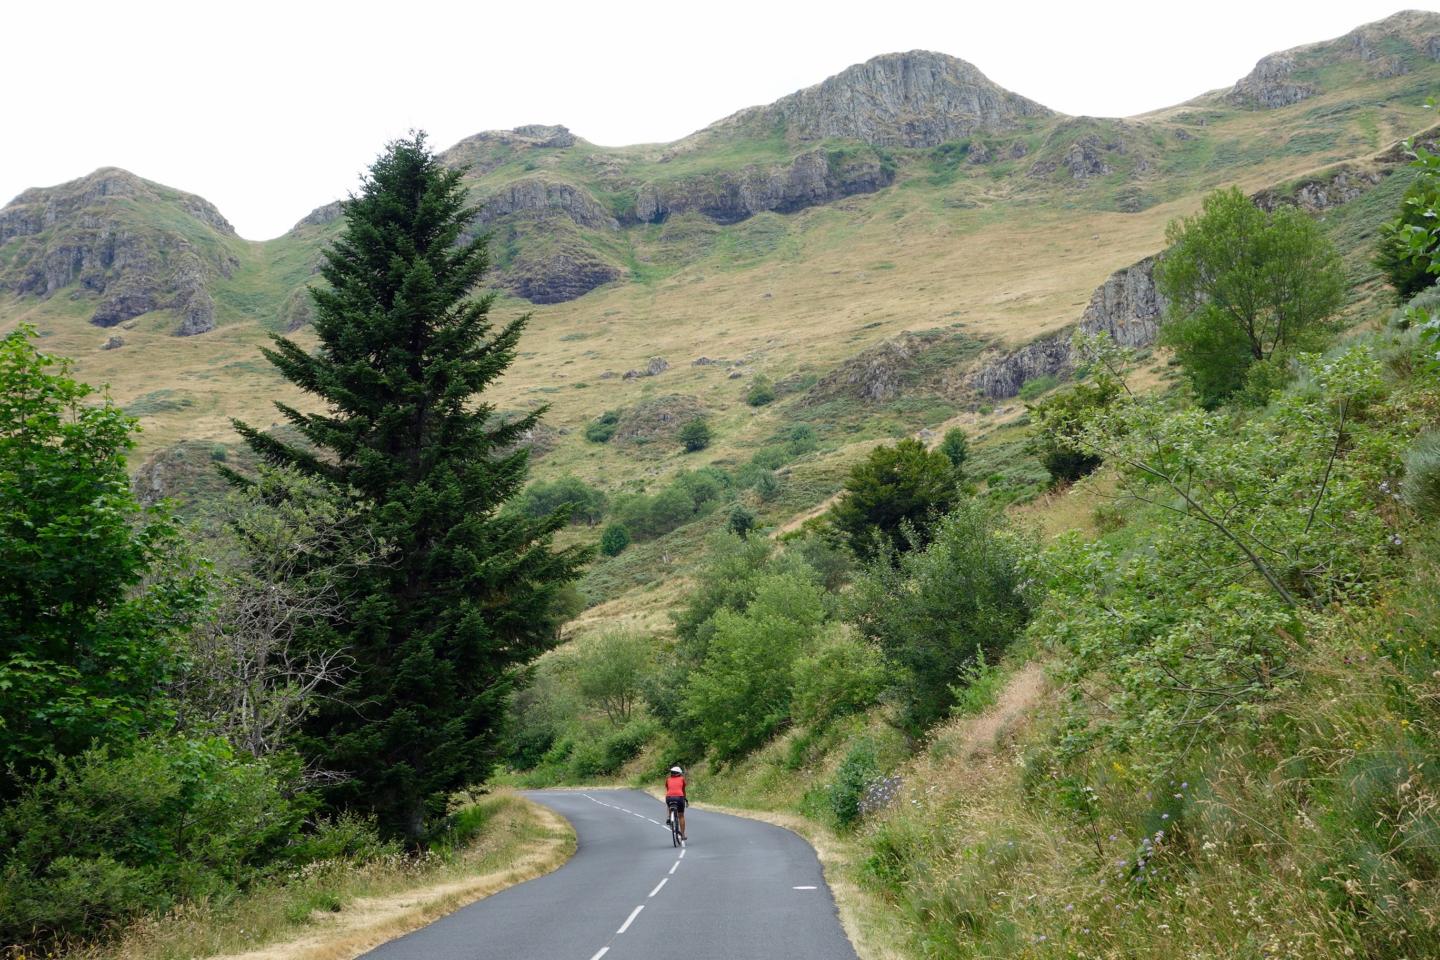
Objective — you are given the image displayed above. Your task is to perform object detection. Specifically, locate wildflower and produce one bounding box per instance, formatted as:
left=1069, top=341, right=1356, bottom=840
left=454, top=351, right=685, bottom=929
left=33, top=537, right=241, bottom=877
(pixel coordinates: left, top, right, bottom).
left=1161, top=813, right=1169, bottom=820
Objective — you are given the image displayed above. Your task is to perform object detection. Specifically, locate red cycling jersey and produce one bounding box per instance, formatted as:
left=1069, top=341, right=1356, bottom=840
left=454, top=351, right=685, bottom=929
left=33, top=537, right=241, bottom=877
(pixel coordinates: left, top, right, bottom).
left=666, top=774, right=686, bottom=798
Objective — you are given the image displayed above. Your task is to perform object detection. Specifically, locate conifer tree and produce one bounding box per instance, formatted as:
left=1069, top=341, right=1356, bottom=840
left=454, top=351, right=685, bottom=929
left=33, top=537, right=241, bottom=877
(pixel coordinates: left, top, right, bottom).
left=232, top=134, right=586, bottom=843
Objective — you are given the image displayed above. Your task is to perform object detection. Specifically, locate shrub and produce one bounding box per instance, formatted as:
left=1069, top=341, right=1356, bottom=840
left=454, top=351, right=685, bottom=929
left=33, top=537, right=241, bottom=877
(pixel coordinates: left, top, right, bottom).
left=728, top=504, right=758, bottom=539
left=519, top=475, right=607, bottom=525
left=828, top=438, right=958, bottom=560
left=1402, top=431, right=1440, bottom=517
left=1030, top=375, right=1121, bottom=485
left=1017, top=374, right=1059, bottom=401
left=1376, top=166, right=1440, bottom=301
left=679, top=418, right=712, bottom=452
left=827, top=740, right=880, bottom=829
left=846, top=499, right=1032, bottom=731
left=938, top=428, right=969, bottom=471
left=745, top=375, right=776, bottom=407
left=0, top=737, right=312, bottom=946
left=584, top=410, right=621, bottom=443
left=791, top=629, right=889, bottom=728
left=599, top=523, right=631, bottom=557
left=682, top=573, right=828, bottom=761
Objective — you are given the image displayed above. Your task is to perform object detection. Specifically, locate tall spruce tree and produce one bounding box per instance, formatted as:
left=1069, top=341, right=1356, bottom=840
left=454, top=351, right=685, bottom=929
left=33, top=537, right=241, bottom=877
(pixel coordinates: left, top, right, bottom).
left=232, top=134, right=587, bottom=843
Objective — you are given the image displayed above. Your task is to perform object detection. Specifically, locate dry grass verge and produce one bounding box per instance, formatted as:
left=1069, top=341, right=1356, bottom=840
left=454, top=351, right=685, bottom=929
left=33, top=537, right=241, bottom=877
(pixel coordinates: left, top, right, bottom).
left=85, top=792, right=574, bottom=960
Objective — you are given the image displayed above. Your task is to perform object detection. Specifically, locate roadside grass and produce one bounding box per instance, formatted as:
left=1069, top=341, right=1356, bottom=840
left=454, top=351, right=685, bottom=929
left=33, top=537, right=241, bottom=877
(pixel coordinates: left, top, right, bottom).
left=56, top=792, right=574, bottom=960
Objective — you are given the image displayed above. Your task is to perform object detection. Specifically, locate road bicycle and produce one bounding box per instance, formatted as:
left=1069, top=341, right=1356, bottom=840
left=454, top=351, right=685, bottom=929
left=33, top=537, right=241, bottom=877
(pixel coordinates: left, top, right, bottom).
left=667, top=801, right=684, bottom=847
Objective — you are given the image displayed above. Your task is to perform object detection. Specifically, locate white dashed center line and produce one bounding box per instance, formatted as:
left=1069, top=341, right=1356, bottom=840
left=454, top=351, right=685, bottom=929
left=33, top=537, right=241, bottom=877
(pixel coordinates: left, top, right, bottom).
left=617, top=905, right=644, bottom=934
left=794, top=885, right=817, bottom=890
left=649, top=878, right=668, bottom=897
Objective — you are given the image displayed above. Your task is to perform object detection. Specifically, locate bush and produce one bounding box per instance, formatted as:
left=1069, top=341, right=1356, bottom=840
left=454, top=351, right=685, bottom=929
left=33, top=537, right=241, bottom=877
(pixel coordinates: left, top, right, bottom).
left=828, top=438, right=958, bottom=560
left=728, top=504, right=758, bottom=539
left=938, top=428, right=969, bottom=471
left=791, top=629, right=889, bottom=727
left=846, top=499, right=1032, bottom=731
left=682, top=573, right=828, bottom=761
left=1402, top=431, right=1440, bottom=517
left=0, top=737, right=313, bottom=946
left=827, top=740, right=880, bottom=829
left=1030, top=375, right=1121, bottom=485
left=1017, top=374, right=1060, bottom=401
left=1376, top=167, right=1440, bottom=301
left=584, top=410, right=621, bottom=443
left=519, top=475, right=607, bottom=525
left=567, top=719, right=658, bottom=779
left=679, top=418, right=712, bottom=452
left=745, top=375, right=776, bottom=407
left=599, top=523, right=631, bottom=557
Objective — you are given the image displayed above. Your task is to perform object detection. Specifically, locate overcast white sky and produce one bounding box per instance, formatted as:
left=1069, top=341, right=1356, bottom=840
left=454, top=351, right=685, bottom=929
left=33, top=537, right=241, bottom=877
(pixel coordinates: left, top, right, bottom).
left=4, top=0, right=1434, bottom=239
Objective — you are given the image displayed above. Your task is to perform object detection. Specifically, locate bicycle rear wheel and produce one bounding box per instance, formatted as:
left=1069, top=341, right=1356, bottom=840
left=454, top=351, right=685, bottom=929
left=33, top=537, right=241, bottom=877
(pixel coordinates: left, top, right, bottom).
left=670, top=805, right=681, bottom=847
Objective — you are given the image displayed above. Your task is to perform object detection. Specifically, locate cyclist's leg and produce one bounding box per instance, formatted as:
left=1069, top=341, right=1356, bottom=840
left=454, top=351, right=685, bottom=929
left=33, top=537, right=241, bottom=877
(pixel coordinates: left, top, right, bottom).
left=679, top=801, right=687, bottom=840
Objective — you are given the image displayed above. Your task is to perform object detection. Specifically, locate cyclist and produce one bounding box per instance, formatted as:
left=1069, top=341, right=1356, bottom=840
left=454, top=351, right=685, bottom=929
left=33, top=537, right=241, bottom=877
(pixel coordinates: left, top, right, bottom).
left=665, top=765, right=688, bottom=841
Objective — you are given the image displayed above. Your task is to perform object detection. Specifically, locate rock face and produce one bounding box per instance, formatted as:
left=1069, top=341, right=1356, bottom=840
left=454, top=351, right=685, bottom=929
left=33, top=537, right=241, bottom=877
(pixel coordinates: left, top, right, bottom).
left=807, top=329, right=979, bottom=405
left=476, top=178, right=618, bottom=231
left=633, top=148, right=893, bottom=225
left=612, top=395, right=706, bottom=449
left=292, top=200, right=344, bottom=229
left=970, top=256, right=1165, bottom=399
left=623, top=357, right=670, bottom=380
left=1226, top=10, right=1440, bottom=108
left=1253, top=167, right=1385, bottom=212
left=440, top=124, right=579, bottom=176
left=704, top=51, right=1052, bottom=148
left=0, top=168, right=234, bottom=336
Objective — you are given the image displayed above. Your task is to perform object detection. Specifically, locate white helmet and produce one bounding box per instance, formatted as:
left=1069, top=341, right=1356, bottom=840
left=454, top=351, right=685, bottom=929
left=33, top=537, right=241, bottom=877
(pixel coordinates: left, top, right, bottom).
left=670, top=766, right=683, bottom=775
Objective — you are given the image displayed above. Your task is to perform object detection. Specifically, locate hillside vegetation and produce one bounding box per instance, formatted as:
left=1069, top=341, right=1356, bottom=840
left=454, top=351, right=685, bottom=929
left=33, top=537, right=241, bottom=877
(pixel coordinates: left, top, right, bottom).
left=5, top=11, right=1440, bottom=960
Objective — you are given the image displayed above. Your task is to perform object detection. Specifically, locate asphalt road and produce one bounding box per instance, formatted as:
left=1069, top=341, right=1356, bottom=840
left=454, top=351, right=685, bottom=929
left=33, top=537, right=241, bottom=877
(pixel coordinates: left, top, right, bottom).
left=357, top=788, right=859, bottom=960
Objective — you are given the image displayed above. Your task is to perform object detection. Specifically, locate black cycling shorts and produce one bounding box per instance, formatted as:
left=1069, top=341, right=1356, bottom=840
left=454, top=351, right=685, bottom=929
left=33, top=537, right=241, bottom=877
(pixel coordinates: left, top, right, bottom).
left=666, top=796, right=686, bottom=813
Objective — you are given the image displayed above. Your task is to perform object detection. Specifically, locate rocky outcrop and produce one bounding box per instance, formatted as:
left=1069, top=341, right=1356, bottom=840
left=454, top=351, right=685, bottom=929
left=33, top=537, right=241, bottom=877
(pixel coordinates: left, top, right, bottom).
left=476, top=178, right=617, bottom=231
left=701, top=51, right=1052, bottom=148
left=0, top=168, right=234, bottom=336
left=1253, top=167, right=1385, bottom=213
left=500, top=215, right=624, bottom=304
left=612, top=395, right=706, bottom=449
left=1226, top=53, right=1316, bottom=109
left=633, top=148, right=893, bottom=225
left=1226, top=10, right=1440, bottom=109
left=623, top=357, right=670, bottom=380
left=292, top=200, right=344, bottom=230
left=806, top=329, right=980, bottom=405
left=970, top=256, right=1165, bottom=399
left=440, top=125, right=579, bottom=176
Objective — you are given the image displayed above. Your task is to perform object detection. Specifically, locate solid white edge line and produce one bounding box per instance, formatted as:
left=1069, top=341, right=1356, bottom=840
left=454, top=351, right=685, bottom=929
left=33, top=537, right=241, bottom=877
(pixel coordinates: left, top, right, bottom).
left=669, top=860, right=679, bottom=875
left=617, top=904, right=644, bottom=934
left=589, top=950, right=609, bottom=960
left=649, top=878, right=668, bottom=897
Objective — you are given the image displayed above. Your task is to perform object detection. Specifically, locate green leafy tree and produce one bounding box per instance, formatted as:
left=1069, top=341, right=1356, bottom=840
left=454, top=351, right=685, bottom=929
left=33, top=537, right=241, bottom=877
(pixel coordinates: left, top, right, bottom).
left=0, top=329, right=203, bottom=793
left=679, top=417, right=712, bottom=452
left=937, top=428, right=969, bottom=472
left=519, top=475, right=607, bottom=525
left=599, top=522, right=631, bottom=556
left=1157, top=187, right=1344, bottom=407
left=828, top=438, right=958, bottom=560
left=230, top=134, right=587, bottom=843
left=682, top=573, right=827, bottom=761
left=574, top=632, right=652, bottom=725
left=790, top=628, right=889, bottom=728
left=1029, top=372, right=1122, bottom=485
left=845, top=499, right=1032, bottom=731
left=1376, top=166, right=1440, bottom=301
left=727, top=504, right=758, bottom=539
